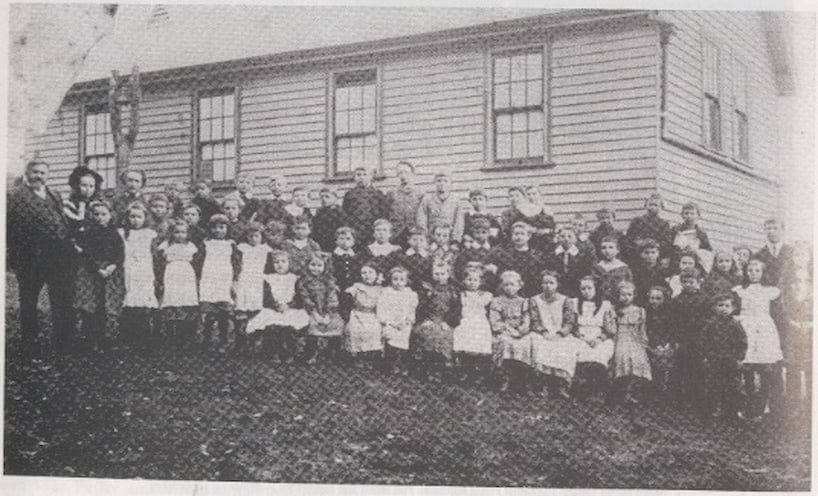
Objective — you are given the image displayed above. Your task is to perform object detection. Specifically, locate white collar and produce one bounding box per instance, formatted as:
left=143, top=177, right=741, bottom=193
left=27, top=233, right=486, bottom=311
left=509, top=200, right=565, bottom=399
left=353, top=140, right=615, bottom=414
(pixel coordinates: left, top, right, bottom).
left=477, top=241, right=491, bottom=250
left=289, top=238, right=309, bottom=248
left=368, top=242, right=399, bottom=256
left=334, top=247, right=356, bottom=256
left=555, top=245, right=579, bottom=257
left=406, top=248, right=429, bottom=257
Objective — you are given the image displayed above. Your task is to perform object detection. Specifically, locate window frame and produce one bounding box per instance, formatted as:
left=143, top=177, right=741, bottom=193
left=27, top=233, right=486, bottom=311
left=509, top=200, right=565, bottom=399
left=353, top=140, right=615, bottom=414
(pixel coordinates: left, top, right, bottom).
left=732, top=57, right=750, bottom=164
left=80, top=102, right=118, bottom=193
left=326, top=66, right=382, bottom=179
left=701, top=37, right=723, bottom=153
left=193, top=86, right=241, bottom=187
left=485, top=44, right=551, bottom=170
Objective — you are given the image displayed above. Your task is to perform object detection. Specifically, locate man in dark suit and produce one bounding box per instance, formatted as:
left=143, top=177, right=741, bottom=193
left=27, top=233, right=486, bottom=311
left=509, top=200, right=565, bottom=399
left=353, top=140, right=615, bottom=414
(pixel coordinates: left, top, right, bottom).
left=7, top=159, right=75, bottom=359
left=754, top=218, right=793, bottom=287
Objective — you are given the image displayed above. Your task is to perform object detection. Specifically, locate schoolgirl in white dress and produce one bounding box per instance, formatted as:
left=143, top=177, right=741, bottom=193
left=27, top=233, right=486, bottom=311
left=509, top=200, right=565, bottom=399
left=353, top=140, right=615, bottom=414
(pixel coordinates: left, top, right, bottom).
left=119, top=202, right=159, bottom=346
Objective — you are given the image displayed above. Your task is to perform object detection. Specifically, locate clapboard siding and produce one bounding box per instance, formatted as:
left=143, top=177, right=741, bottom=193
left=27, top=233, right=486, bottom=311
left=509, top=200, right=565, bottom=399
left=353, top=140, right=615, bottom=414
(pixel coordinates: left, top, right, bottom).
left=657, top=11, right=782, bottom=247
left=128, top=90, right=193, bottom=191
left=660, top=10, right=782, bottom=179
left=658, top=142, right=778, bottom=249
left=25, top=106, right=80, bottom=195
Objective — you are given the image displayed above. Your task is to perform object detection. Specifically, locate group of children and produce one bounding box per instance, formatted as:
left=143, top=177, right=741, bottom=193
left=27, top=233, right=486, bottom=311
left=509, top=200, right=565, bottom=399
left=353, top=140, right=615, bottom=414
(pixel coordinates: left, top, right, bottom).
left=62, top=164, right=812, bottom=422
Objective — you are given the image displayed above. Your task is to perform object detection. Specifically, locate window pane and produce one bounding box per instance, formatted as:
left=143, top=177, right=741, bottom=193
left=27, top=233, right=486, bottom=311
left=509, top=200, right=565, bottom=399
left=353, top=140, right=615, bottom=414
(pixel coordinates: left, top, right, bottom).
left=335, top=110, right=349, bottom=135
left=362, top=84, right=376, bottom=109
left=213, top=159, right=225, bottom=182
left=212, top=96, right=223, bottom=118
left=349, top=86, right=362, bottom=109
left=86, top=135, right=95, bottom=155
left=86, top=114, right=95, bottom=136
left=223, top=94, right=234, bottom=117
left=528, top=111, right=543, bottom=131
left=512, top=113, right=527, bottom=132
left=528, top=130, right=543, bottom=157
left=496, top=114, right=511, bottom=134
left=335, top=87, right=349, bottom=112
left=105, top=133, right=114, bottom=153
left=214, top=143, right=225, bottom=161
left=511, top=55, right=527, bottom=82
left=349, top=109, right=362, bottom=134
left=494, top=56, right=510, bottom=83
left=336, top=146, right=351, bottom=174
left=202, top=144, right=213, bottom=161
left=364, top=134, right=378, bottom=149
left=200, top=119, right=211, bottom=142
left=526, top=52, right=543, bottom=80
left=223, top=116, right=234, bottom=139
left=224, top=142, right=235, bottom=160
left=363, top=144, right=378, bottom=168
left=212, top=118, right=223, bottom=140
left=496, top=133, right=511, bottom=160
left=526, top=81, right=542, bottom=107
left=494, top=83, right=510, bottom=109
left=200, top=97, right=211, bottom=119
left=350, top=144, right=364, bottom=170
left=511, top=82, right=526, bottom=107
left=225, top=157, right=236, bottom=182
left=102, top=113, right=110, bottom=133
left=362, top=107, right=376, bottom=133
left=512, top=133, right=527, bottom=158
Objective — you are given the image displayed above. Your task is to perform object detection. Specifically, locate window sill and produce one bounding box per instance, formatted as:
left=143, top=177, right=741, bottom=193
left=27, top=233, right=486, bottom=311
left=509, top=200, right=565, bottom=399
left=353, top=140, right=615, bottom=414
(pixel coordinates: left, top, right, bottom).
left=482, top=160, right=556, bottom=172
left=322, top=173, right=387, bottom=184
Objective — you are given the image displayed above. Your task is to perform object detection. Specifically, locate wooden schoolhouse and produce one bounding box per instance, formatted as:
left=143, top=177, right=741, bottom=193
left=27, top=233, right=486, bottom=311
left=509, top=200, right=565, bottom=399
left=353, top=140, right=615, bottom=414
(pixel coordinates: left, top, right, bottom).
left=26, top=8, right=792, bottom=248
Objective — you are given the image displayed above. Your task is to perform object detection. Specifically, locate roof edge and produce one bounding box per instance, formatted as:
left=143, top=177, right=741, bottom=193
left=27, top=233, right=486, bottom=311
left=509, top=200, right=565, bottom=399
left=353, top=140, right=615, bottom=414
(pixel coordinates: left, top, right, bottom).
left=68, top=8, right=654, bottom=94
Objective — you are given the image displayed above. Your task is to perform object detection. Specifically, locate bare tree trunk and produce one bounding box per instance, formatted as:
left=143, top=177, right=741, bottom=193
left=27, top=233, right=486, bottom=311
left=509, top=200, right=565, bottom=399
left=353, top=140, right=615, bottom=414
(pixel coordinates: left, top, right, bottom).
left=108, top=66, right=141, bottom=174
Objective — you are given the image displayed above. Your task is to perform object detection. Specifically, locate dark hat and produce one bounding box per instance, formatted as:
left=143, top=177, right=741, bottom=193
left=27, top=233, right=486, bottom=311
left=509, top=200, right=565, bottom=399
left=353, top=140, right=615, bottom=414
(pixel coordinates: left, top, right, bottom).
left=68, top=166, right=103, bottom=190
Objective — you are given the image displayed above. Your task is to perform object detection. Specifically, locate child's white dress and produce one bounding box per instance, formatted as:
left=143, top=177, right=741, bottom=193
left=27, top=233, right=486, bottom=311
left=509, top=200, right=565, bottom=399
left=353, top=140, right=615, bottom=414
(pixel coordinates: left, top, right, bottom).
left=530, top=294, right=583, bottom=379
left=453, top=290, right=493, bottom=355
left=245, top=273, right=309, bottom=333
left=733, top=284, right=783, bottom=364
left=199, top=239, right=236, bottom=304
left=377, top=287, right=418, bottom=350
left=346, top=283, right=383, bottom=353
left=160, top=241, right=199, bottom=308
left=572, top=299, right=614, bottom=366
left=120, top=228, right=159, bottom=308
left=235, top=243, right=272, bottom=312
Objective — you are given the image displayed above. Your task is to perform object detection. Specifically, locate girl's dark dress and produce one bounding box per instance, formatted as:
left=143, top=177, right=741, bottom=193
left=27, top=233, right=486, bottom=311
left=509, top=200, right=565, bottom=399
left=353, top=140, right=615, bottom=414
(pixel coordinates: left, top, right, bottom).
left=73, top=223, right=126, bottom=317
left=413, top=282, right=462, bottom=363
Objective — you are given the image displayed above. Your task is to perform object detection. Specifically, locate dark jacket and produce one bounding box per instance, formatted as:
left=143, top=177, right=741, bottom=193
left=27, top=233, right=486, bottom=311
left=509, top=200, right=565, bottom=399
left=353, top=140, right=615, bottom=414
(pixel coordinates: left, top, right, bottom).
left=342, top=184, right=389, bottom=244
left=698, top=314, right=747, bottom=363
left=7, top=184, right=71, bottom=273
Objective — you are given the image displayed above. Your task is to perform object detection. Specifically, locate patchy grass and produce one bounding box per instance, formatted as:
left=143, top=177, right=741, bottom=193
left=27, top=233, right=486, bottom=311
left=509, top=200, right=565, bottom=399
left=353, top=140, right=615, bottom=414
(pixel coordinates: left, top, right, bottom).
left=3, top=273, right=811, bottom=489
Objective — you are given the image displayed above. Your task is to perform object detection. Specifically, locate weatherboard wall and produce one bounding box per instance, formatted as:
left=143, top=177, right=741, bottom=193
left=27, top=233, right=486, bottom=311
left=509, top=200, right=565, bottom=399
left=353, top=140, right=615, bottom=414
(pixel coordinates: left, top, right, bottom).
left=36, top=18, right=667, bottom=234
left=657, top=10, right=782, bottom=249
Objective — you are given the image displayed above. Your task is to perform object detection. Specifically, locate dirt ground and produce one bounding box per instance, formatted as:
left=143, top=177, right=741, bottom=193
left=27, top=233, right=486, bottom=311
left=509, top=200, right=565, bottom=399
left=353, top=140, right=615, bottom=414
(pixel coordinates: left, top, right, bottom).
left=3, top=274, right=811, bottom=489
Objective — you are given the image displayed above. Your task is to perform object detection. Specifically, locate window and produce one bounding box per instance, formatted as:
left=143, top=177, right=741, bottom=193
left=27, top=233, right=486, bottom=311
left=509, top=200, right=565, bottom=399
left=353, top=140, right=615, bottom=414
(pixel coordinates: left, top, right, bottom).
left=491, top=48, right=546, bottom=165
left=702, top=39, right=722, bottom=151
left=733, top=59, right=749, bottom=162
left=197, top=89, right=237, bottom=183
left=83, top=107, right=117, bottom=188
left=331, top=68, right=379, bottom=176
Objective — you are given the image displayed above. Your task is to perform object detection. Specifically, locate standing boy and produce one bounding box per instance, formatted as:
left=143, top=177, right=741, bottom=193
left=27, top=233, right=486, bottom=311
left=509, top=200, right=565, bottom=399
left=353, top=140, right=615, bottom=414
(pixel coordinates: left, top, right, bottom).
left=342, top=167, right=389, bottom=246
